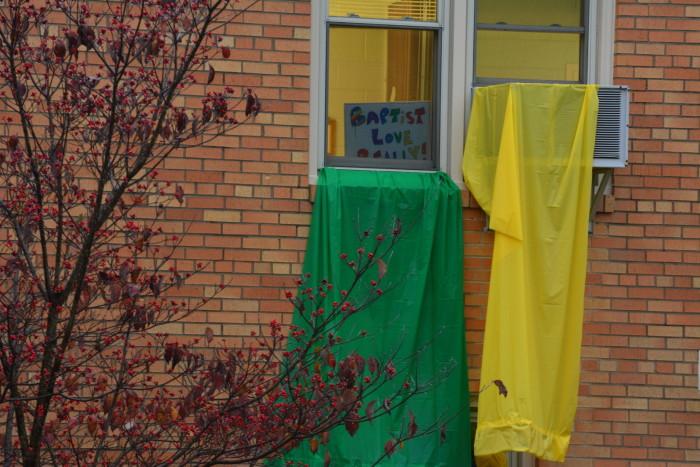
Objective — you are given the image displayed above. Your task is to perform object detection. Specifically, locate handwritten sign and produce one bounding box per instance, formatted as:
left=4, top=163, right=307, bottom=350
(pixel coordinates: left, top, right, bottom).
left=344, top=101, right=432, bottom=161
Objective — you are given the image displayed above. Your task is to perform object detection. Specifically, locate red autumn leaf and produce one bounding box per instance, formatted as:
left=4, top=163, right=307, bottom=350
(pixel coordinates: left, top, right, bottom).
left=176, top=111, right=188, bottom=133
left=341, top=388, right=355, bottom=406
left=221, top=47, right=231, bottom=58
left=79, top=289, right=91, bottom=309
left=148, top=36, right=160, bottom=56
left=171, top=347, right=182, bottom=369
left=324, top=451, right=331, bottom=467
left=245, top=89, right=260, bottom=117
left=309, top=437, right=319, bottom=454
left=6, top=135, right=19, bottom=151
left=65, top=30, right=79, bottom=56
left=368, top=357, right=378, bottom=374
left=382, top=398, right=392, bottom=413
left=175, top=185, right=184, bottom=204
left=173, top=270, right=184, bottom=289
left=494, top=379, right=508, bottom=397
left=130, top=267, right=141, bottom=283
left=365, top=400, right=376, bottom=421
left=325, top=352, right=336, bottom=368
left=392, top=218, right=402, bottom=236
left=149, top=275, right=162, bottom=297
left=208, top=65, right=216, bottom=84
left=119, top=262, right=130, bottom=282
left=345, top=417, right=359, bottom=437
left=407, top=411, right=417, bottom=437
left=126, top=284, right=140, bottom=299
left=376, top=258, right=387, bottom=280
left=109, top=282, right=122, bottom=303
left=53, top=39, right=66, bottom=59
left=14, top=83, right=26, bottom=99
left=161, top=124, right=172, bottom=140
left=102, top=394, right=115, bottom=414
left=384, top=439, right=396, bottom=458
left=352, top=353, right=365, bottom=373
left=87, top=416, right=98, bottom=436
left=384, top=360, right=396, bottom=379
left=202, top=105, right=212, bottom=123
left=77, top=25, right=95, bottom=49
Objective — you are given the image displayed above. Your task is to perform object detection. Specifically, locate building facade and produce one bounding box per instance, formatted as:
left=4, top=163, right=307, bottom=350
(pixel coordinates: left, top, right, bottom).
left=165, top=0, right=700, bottom=464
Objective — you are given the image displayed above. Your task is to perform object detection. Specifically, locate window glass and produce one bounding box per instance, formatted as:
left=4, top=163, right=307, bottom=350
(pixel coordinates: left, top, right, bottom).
left=476, top=30, right=580, bottom=82
left=326, top=26, right=436, bottom=166
left=328, top=0, right=437, bottom=22
left=477, top=0, right=582, bottom=27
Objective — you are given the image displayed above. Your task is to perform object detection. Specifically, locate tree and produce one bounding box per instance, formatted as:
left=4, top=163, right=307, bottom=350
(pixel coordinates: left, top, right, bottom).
left=0, top=1, right=430, bottom=465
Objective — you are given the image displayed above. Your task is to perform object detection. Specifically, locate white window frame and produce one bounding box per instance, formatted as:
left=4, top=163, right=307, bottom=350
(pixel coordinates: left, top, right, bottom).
left=309, top=1, right=616, bottom=187
left=309, top=0, right=451, bottom=179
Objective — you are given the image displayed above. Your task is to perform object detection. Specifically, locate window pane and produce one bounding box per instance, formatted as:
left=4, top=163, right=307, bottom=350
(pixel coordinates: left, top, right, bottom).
left=476, top=30, right=580, bottom=82
left=477, top=0, right=582, bottom=27
left=328, top=0, right=437, bottom=22
left=327, top=27, right=436, bottom=166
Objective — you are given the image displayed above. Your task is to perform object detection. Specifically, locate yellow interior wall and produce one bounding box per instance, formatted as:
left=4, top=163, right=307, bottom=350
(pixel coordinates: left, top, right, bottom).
left=327, top=28, right=388, bottom=157
left=476, top=0, right=582, bottom=81
left=476, top=31, right=580, bottom=81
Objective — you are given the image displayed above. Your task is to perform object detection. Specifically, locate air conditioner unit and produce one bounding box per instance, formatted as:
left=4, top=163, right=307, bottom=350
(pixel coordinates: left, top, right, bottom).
left=593, top=85, right=629, bottom=168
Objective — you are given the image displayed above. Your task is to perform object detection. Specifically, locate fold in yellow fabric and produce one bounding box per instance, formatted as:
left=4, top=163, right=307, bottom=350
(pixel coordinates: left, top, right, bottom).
left=463, top=83, right=598, bottom=462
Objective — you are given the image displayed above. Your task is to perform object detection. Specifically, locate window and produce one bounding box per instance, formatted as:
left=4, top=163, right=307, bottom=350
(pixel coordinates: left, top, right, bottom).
left=309, top=1, right=615, bottom=182
left=318, top=0, right=445, bottom=170
left=475, top=0, right=587, bottom=84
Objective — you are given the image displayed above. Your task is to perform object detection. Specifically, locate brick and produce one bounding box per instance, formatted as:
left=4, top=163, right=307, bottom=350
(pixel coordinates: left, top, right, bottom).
left=203, top=210, right=241, bottom=223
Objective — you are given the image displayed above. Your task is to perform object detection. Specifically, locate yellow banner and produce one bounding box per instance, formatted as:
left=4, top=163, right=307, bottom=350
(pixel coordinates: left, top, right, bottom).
left=463, top=83, right=598, bottom=462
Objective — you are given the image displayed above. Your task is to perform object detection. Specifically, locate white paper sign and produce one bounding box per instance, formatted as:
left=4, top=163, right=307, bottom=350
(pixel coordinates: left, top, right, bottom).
left=343, top=101, right=432, bottom=161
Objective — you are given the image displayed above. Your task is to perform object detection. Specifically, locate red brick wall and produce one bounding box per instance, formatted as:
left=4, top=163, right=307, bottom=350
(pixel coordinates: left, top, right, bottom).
left=168, top=0, right=699, bottom=465
left=539, top=1, right=699, bottom=465
left=163, top=0, right=312, bottom=342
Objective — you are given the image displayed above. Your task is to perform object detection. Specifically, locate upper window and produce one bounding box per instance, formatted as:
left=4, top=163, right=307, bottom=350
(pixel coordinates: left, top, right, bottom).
left=475, top=0, right=587, bottom=84
left=323, top=0, right=442, bottom=170
left=311, top=1, right=613, bottom=180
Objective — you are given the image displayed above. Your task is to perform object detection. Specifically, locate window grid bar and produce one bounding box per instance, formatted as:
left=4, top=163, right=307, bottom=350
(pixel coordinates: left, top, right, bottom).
left=581, top=0, right=590, bottom=83
left=476, top=23, right=584, bottom=34
left=326, top=16, right=441, bottom=30
left=474, top=77, right=582, bottom=86
left=473, top=0, right=589, bottom=85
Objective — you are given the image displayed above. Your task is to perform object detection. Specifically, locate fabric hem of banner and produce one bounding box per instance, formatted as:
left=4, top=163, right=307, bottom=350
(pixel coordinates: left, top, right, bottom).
left=474, top=420, right=571, bottom=462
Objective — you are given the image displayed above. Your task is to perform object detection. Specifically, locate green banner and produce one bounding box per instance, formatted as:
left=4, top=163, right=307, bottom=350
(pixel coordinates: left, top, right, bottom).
left=278, top=168, right=471, bottom=466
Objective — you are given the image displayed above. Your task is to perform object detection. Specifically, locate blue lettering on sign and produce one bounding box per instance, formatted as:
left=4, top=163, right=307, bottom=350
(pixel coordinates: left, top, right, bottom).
left=390, top=108, right=400, bottom=123
left=343, top=101, right=431, bottom=161
left=366, top=111, right=379, bottom=125
left=379, top=107, right=390, bottom=124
